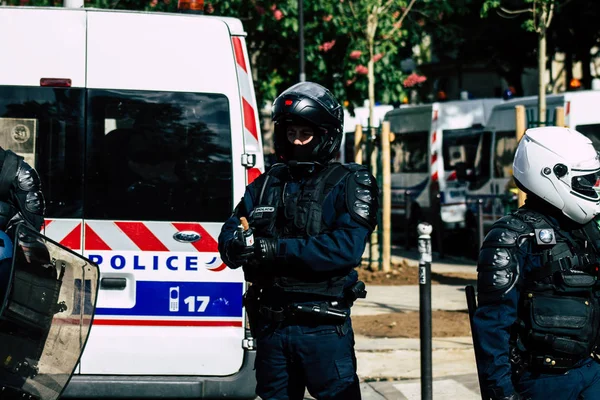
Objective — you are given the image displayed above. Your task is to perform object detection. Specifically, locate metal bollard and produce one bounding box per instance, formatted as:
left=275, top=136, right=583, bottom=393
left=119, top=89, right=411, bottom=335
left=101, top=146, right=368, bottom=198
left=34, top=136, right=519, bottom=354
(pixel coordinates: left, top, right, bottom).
left=418, top=222, right=433, bottom=400
left=477, top=199, right=484, bottom=250
left=405, top=190, right=411, bottom=250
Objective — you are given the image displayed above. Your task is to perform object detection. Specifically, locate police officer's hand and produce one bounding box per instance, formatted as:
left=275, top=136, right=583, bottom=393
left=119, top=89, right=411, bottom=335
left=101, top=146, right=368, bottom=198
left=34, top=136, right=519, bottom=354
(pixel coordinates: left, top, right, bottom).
left=226, top=231, right=256, bottom=267
left=255, top=238, right=278, bottom=262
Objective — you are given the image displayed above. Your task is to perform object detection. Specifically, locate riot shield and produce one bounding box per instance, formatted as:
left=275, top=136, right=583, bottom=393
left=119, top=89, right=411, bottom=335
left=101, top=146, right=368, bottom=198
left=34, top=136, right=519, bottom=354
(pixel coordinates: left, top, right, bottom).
left=0, top=224, right=99, bottom=400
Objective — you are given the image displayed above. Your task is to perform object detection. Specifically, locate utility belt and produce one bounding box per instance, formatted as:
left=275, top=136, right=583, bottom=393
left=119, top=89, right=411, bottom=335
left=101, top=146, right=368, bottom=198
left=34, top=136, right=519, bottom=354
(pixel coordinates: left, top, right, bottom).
left=510, top=344, right=596, bottom=373
left=258, top=301, right=350, bottom=325
left=243, top=280, right=367, bottom=328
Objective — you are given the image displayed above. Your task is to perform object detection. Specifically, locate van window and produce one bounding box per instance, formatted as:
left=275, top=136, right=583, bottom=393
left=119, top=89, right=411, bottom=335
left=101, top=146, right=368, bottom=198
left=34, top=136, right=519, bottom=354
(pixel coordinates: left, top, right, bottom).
left=494, top=131, right=518, bottom=178
left=470, top=131, right=492, bottom=191
left=85, top=89, right=233, bottom=222
left=442, top=128, right=482, bottom=171
left=0, top=86, right=85, bottom=219
left=391, top=131, right=428, bottom=173
left=575, top=124, right=600, bottom=150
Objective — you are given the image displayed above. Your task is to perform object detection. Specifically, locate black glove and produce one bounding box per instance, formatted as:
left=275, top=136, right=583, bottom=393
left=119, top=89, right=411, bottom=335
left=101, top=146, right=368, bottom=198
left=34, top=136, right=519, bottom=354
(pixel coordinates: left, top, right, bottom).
left=255, top=237, right=278, bottom=262
left=225, top=230, right=256, bottom=268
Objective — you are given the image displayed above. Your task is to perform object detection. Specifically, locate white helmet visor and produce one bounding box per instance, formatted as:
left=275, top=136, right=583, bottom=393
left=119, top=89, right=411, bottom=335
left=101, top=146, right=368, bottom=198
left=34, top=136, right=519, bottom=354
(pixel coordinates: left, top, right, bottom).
left=571, top=168, right=600, bottom=200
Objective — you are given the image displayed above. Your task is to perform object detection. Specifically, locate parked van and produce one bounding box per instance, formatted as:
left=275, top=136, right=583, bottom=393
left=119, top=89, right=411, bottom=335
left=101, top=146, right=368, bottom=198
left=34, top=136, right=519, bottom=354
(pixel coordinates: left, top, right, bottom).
left=341, top=104, right=394, bottom=163
left=0, top=5, right=263, bottom=398
left=467, top=90, right=600, bottom=232
left=383, top=99, right=501, bottom=240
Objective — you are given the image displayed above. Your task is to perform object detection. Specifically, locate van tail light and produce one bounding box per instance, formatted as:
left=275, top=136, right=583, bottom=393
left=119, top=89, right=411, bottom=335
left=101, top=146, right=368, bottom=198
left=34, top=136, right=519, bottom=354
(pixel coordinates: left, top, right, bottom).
left=177, top=0, right=204, bottom=13
left=40, top=78, right=71, bottom=87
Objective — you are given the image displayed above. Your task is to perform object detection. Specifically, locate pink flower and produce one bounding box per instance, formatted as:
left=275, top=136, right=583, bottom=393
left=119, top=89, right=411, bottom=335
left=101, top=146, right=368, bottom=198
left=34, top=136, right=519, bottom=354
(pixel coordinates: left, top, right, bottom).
left=349, top=50, right=362, bottom=60
left=372, top=53, right=383, bottom=62
left=255, top=5, right=266, bottom=15
left=273, top=9, right=283, bottom=20
left=270, top=3, right=276, bottom=11
left=417, top=19, right=425, bottom=27
left=393, top=21, right=402, bottom=29
left=393, top=11, right=400, bottom=19
left=150, top=0, right=158, bottom=7
left=355, top=65, right=368, bottom=75
left=323, top=14, right=333, bottom=22
left=346, top=77, right=357, bottom=86
left=319, top=40, right=336, bottom=52
left=403, top=73, right=427, bottom=88
left=163, top=0, right=170, bottom=4
left=205, top=2, right=214, bottom=13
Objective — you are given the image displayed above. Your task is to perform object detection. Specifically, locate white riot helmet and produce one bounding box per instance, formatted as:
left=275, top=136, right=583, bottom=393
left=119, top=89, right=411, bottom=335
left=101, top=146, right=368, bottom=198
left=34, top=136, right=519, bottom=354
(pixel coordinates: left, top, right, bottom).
left=513, top=127, right=600, bottom=225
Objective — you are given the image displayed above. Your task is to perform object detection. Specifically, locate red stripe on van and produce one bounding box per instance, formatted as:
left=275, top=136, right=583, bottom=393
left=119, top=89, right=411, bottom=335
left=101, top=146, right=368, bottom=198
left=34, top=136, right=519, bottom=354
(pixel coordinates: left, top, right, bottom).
left=85, top=224, right=112, bottom=251
left=431, top=152, right=437, bottom=165
left=432, top=130, right=437, bottom=144
left=115, top=222, right=169, bottom=252
left=61, top=223, right=82, bottom=250
left=172, top=222, right=218, bottom=252
left=93, top=319, right=242, bottom=327
left=243, top=98, right=259, bottom=140
left=232, top=37, right=247, bottom=73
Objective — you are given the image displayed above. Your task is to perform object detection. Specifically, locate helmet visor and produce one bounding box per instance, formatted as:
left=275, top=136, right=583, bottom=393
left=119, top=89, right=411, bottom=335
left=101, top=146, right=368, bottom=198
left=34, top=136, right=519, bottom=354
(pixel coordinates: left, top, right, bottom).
left=571, top=169, right=600, bottom=200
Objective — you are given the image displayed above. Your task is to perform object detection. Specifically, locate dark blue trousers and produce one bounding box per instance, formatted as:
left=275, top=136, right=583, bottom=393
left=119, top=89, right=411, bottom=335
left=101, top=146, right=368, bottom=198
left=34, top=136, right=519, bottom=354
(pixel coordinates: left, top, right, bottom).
left=254, top=317, right=361, bottom=400
left=516, top=358, right=600, bottom=399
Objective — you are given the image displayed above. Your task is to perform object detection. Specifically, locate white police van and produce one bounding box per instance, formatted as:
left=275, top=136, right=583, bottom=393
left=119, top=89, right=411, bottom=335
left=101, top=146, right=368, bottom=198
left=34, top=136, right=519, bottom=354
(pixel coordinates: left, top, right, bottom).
left=0, top=4, right=263, bottom=398
left=383, top=98, right=501, bottom=240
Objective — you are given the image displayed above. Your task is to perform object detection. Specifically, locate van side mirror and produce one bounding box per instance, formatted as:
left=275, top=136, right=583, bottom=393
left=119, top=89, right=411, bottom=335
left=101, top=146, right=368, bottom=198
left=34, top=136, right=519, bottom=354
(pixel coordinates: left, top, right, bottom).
left=454, top=162, right=475, bottom=182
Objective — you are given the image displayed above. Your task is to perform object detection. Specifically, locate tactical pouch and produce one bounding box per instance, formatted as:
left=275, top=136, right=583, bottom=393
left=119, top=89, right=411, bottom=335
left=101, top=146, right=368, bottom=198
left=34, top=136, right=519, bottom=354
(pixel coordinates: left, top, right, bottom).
left=553, top=271, right=596, bottom=294
left=526, top=294, right=595, bottom=356
left=251, top=204, right=278, bottom=238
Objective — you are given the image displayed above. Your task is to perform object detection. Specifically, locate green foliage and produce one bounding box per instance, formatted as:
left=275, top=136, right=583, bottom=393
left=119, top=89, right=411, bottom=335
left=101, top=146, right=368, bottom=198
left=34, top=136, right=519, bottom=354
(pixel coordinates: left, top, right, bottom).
left=9, top=0, right=462, bottom=111
left=481, top=0, right=562, bottom=32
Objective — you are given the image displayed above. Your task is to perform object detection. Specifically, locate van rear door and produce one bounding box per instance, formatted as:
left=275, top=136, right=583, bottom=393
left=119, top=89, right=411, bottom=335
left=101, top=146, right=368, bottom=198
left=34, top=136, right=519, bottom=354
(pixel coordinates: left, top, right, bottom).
left=80, top=10, right=247, bottom=376
left=0, top=5, right=88, bottom=372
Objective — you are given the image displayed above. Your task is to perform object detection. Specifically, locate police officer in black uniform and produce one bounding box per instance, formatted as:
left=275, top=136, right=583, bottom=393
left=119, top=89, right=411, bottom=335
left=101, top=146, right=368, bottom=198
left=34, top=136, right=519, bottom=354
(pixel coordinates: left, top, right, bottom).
left=0, top=148, right=45, bottom=298
left=472, top=127, right=600, bottom=400
left=218, top=82, right=379, bottom=400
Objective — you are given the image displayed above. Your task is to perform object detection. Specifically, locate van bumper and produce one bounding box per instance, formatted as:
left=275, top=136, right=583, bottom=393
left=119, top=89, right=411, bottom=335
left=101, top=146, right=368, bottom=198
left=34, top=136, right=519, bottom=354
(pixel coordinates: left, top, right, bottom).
left=62, top=350, right=257, bottom=399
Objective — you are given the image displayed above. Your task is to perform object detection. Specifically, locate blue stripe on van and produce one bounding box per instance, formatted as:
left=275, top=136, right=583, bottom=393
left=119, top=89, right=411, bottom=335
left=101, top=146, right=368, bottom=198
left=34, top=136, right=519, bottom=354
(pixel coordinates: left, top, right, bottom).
left=95, top=281, right=243, bottom=318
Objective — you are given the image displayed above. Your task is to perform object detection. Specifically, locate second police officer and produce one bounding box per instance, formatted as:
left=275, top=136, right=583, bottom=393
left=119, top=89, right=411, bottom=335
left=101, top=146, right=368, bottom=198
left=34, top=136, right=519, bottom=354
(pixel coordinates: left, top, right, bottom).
left=218, top=82, right=379, bottom=400
left=473, top=127, right=600, bottom=399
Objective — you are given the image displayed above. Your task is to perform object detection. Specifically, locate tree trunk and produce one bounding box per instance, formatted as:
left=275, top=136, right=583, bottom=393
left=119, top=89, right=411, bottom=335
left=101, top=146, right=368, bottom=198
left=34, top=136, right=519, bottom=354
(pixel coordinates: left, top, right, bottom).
left=565, top=50, right=573, bottom=91
left=581, top=48, right=592, bottom=90
left=538, top=29, right=547, bottom=125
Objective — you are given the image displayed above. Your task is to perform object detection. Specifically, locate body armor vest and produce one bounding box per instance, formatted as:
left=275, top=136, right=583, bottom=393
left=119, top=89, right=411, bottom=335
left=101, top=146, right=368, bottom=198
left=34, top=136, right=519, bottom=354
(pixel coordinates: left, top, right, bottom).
left=515, top=209, right=600, bottom=368
left=248, top=163, right=359, bottom=299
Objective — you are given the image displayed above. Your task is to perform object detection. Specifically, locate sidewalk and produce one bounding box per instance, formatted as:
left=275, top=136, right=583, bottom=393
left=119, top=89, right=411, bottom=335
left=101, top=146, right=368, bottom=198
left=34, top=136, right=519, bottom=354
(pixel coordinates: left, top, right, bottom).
left=353, top=248, right=480, bottom=398
left=301, top=248, right=481, bottom=399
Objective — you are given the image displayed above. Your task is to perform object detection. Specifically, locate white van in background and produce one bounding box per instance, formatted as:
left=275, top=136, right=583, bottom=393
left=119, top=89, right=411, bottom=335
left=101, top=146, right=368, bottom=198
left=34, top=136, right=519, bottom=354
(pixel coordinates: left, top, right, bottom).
left=384, top=98, right=501, bottom=243
left=0, top=5, right=263, bottom=398
left=341, top=104, right=394, bottom=163
left=466, top=90, right=600, bottom=232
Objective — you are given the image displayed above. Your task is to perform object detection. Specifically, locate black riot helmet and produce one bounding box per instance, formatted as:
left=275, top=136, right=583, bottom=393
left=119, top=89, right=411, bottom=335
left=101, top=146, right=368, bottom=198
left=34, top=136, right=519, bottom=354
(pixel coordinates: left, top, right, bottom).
left=272, top=82, right=343, bottom=164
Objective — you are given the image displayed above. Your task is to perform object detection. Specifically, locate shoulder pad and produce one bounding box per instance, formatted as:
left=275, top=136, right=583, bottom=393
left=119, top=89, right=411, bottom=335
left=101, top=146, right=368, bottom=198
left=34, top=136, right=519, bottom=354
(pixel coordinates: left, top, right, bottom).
left=16, top=161, right=42, bottom=192
left=491, top=213, right=532, bottom=234
left=340, top=162, right=367, bottom=173
left=346, top=169, right=379, bottom=230
left=481, top=227, right=520, bottom=249
left=477, top=245, right=519, bottom=305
